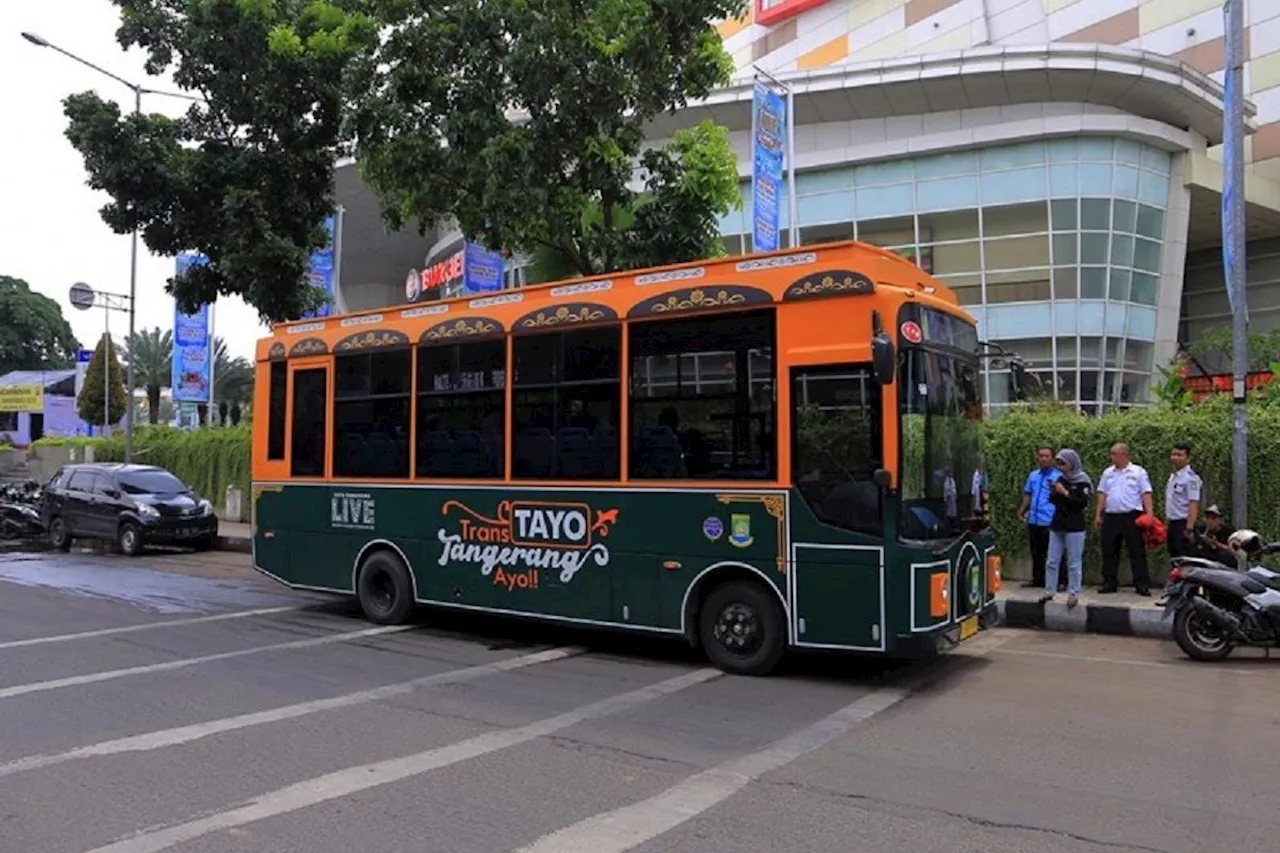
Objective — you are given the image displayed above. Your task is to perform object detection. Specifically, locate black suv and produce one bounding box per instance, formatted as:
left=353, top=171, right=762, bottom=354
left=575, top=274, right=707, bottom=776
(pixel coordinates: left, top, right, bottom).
left=41, top=463, right=218, bottom=556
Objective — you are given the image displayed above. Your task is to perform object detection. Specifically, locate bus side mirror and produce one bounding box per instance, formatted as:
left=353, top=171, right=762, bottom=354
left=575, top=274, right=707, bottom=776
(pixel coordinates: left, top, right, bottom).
left=872, top=333, right=895, bottom=386
left=873, top=468, right=892, bottom=490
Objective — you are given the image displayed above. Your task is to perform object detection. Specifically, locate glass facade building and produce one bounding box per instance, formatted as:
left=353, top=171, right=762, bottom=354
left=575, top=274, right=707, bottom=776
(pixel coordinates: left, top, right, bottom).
left=716, top=136, right=1174, bottom=413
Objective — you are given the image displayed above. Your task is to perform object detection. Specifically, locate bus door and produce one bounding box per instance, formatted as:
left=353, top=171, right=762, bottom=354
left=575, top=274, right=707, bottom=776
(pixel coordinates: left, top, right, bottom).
left=284, top=359, right=340, bottom=587
left=788, top=364, right=887, bottom=651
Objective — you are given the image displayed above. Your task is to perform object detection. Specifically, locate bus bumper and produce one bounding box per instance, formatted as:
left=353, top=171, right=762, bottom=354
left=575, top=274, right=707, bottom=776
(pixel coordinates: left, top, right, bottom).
left=893, top=599, right=1000, bottom=658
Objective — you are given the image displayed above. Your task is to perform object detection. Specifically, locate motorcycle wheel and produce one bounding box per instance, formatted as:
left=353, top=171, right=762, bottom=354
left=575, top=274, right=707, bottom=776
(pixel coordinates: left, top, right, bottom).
left=1173, top=604, right=1235, bottom=662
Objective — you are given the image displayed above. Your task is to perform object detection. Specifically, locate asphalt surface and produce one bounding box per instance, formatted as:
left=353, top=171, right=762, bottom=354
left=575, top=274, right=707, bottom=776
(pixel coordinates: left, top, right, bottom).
left=3, top=548, right=1280, bottom=853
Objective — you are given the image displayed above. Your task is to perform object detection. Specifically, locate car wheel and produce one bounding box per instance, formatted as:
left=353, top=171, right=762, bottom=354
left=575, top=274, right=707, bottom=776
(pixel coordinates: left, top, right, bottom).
left=117, top=522, right=144, bottom=557
left=48, top=517, right=72, bottom=552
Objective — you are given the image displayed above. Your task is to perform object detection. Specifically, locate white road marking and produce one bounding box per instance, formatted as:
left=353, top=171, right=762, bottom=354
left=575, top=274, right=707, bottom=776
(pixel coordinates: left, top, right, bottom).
left=0, top=606, right=298, bottom=651
left=84, top=667, right=722, bottom=853
left=515, top=627, right=1016, bottom=853
left=0, top=646, right=582, bottom=779
left=991, top=646, right=1260, bottom=674
left=0, top=624, right=417, bottom=701
left=515, top=687, right=908, bottom=853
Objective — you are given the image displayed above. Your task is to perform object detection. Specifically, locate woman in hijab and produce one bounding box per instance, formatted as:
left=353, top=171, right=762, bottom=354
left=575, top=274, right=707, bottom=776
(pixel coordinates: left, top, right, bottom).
left=1043, top=448, right=1093, bottom=608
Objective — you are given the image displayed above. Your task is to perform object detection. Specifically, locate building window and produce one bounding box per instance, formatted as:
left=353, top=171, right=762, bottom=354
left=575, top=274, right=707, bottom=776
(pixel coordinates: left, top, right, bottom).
left=333, top=349, right=411, bottom=478
left=0, top=412, right=17, bottom=432
left=291, top=367, right=328, bottom=478
left=629, top=310, right=776, bottom=480
left=415, top=339, right=506, bottom=478
left=792, top=365, right=881, bottom=533
left=267, top=362, right=287, bottom=461
left=512, top=328, right=620, bottom=479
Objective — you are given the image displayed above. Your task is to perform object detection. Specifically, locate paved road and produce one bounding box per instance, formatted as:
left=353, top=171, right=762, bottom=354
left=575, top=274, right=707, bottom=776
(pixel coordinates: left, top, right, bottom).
left=3, top=549, right=1280, bottom=853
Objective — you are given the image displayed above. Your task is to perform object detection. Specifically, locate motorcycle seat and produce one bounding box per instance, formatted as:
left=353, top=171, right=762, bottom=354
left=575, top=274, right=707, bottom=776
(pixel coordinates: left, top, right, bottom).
left=1247, top=569, right=1280, bottom=592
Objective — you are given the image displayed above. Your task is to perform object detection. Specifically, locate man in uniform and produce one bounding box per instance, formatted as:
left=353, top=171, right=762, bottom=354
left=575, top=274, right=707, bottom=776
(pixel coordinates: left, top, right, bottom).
left=1164, top=441, right=1202, bottom=559
left=1095, top=442, right=1154, bottom=596
left=1017, top=446, right=1061, bottom=590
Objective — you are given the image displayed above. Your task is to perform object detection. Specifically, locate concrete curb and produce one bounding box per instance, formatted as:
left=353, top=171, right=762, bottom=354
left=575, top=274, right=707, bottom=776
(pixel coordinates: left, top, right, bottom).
left=997, top=597, right=1172, bottom=639
left=214, top=535, right=251, bottom=554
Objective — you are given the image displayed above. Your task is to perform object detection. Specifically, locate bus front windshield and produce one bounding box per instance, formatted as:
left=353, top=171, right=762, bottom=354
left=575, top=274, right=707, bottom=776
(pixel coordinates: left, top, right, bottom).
left=898, top=347, right=984, bottom=541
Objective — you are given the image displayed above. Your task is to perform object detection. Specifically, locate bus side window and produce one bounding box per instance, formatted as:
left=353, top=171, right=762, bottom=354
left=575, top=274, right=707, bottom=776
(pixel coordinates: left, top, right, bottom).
left=291, top=368, right=329, bottom=478
left=628, top=309, right=776, bottom=481
left=415, top=339, right=507, bottom=479
left=791, top=365, right=882, bottom=534
left=511, top=328, right=621, bottom=480
left=333, top=349, right=412, bottom=479
left=267, top=361, right=287, bottom=460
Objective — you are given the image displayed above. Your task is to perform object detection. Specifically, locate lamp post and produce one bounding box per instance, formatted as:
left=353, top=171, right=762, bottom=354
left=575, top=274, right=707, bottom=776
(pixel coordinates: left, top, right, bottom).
left=23, top=31, right=203, bottom=462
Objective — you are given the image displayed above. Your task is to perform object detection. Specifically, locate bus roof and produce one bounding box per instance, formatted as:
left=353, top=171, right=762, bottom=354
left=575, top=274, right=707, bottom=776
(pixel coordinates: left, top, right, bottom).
left=256, top=239, right=972, bottom=361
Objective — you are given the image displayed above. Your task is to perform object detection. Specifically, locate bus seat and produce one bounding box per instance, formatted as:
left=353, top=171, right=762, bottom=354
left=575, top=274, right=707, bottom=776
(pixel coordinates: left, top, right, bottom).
left=365, top=432, right=397, bottom=476
left=633, top=425, right=686, bottom=479
left=594, top=426, right=619, bottom=478
left=556, top=427, right=596, bottom=478
left=452, top=430, right=488, bottom=478
left=515, top=427, right=555, bottom=477
left=820, top=481, right=880, bottom=529
left=418, top=429, right=454, bottom=476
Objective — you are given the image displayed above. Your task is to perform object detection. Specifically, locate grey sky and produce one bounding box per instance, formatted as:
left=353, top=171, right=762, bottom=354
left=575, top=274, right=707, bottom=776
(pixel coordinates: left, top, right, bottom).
left=2, top=2, right=269, bottom=362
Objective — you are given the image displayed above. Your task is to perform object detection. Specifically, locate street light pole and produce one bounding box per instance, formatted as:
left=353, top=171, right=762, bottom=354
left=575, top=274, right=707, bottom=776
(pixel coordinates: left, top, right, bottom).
left=22, top=30, right=203, bottom=462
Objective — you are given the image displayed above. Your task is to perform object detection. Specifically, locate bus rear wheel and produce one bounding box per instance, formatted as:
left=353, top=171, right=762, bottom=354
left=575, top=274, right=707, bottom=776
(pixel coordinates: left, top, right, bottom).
left=698, top=580, right=786, bottom=676
left=356, top=550, right=415, bottom=625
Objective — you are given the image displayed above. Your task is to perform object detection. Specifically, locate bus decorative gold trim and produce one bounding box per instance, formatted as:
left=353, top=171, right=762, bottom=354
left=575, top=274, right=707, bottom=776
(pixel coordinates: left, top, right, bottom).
left=784, top=270, right=875, bottom=301
left=267, top=342, right=286, bottom=361
left=289, top=337, right=329, bottom=357
left=335, top=330, right=411, bottom=352
left=628, top=285, right=773, bottom=318
left=419, top=317, right=505, bottom=342
left=514, top=303, right=618, bottom=332
left=715, top=493, right=787, bottom=574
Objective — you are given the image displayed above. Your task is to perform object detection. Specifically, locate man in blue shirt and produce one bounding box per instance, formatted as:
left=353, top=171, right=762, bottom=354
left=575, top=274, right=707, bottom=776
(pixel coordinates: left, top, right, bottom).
left=1017, top=445, right=1063, bottom=590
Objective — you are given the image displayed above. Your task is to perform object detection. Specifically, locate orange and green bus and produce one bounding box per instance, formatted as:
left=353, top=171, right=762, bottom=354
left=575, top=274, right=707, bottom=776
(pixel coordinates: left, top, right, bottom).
left=250, top=240, right=1002, bottom=675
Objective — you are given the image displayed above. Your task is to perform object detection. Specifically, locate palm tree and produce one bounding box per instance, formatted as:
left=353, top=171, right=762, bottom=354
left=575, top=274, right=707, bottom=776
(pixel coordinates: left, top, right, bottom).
left=213, top=338, right=254, bottom=409
left=123, top=327, right=173, bottom=425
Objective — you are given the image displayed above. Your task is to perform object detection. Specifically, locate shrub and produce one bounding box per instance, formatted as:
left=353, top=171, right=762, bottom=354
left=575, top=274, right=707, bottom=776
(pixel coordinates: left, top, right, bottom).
left=984, top=396, right=1280, bottom=582
left=33, top=425, right=251, bottom=519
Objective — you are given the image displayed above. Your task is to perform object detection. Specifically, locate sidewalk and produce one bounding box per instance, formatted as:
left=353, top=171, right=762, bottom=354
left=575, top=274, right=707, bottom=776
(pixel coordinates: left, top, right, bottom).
left=997, top=583, right=1171, bottom=638
left=216, top=520, right=251, bottom=554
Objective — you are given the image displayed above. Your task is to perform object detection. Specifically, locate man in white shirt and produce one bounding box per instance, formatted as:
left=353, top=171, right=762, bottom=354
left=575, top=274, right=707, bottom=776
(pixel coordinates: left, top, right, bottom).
left=1093, top=442, right=1155, bottom=596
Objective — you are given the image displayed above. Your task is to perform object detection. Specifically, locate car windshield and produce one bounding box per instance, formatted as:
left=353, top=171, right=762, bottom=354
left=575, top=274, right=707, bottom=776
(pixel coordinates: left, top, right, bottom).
left=117, top=470, right=188, bottom=495
left=898, top=347, right=984, bottom=541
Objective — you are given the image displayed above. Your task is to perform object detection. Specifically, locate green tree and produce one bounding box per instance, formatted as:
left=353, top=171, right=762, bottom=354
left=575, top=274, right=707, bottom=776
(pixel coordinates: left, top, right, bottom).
left=0, top=276, right=80, bottom=375
left=212, top=338, right=254, bottom=408
left=78, top=333, right=128, bottom=428
left=60, top=0, right=376, bottom=322
left=348, top=0, right=745, bottom=278
left=122, top=326, right=174, bottom=425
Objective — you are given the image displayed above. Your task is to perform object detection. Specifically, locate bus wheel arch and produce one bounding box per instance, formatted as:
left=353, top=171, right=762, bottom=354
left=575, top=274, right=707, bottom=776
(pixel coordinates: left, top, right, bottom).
left=353, top=541, right=418, bottom=626
left=683, top=562, right=788, bottom=677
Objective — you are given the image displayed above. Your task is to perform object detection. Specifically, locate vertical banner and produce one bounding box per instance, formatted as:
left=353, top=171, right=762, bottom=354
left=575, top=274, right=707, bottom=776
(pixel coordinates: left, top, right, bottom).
left=74, top=348, right=93, bottom=399
left=463, top=242, right=506, bottom=293
left=302, top=215, right=336, bottom=319
left=751, top=81, right=786, bottom=253
left=172, top=252, right=211, bottom=405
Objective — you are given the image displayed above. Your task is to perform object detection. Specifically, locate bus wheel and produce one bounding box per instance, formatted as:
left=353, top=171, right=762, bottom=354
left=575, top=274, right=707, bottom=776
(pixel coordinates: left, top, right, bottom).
left=356, top=550, right=415, bottom=625
left=698, top=581, right=785, bottom=676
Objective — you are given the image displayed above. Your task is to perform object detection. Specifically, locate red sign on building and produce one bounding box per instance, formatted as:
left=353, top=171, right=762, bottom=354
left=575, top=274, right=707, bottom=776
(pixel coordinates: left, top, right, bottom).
left=754, top=0, right=831, bottom=27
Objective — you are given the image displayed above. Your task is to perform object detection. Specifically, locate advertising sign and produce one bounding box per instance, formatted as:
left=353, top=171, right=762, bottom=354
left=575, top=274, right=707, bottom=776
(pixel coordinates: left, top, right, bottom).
left=301, top=214, right=336, bottom=319
left=409, top=242, right=507, bottom=303
left=0, top=385, right=43, bottom=413
left=752, top=82, right=786, bottom=253
left=463, top=243, right=505, bottom=293
left=172, top=252, right=211, bottom=404
left=74, top=348, right=93, bottom=398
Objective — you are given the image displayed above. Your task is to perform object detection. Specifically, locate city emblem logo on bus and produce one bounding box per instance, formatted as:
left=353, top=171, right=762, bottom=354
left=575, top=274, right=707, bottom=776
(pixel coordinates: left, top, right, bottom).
left=967, top=561, right=982, bottom=608
left=729, top=514, right=753, bottom=548
left=435, top=499, right=620, bottom=591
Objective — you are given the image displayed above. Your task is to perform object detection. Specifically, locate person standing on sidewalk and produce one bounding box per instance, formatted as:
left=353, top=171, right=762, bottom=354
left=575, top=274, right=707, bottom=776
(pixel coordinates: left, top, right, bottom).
left=1017, top=446, right=1061, bottom=590
left=1094, top=442, right=1155, bottom=596
left=1041, top=448, right=1092, bottom=609
left=1164, top=441, right=1202, bottom=559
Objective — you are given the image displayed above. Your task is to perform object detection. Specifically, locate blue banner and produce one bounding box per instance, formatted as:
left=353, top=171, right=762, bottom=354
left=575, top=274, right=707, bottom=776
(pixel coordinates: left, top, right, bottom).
left=463, top=242, right=505, bottom=293
left=302, top=215, right=336, bottom=319
left=752, top=82, right=785, bottom=253
left=172, top=252, right=211, bottom=404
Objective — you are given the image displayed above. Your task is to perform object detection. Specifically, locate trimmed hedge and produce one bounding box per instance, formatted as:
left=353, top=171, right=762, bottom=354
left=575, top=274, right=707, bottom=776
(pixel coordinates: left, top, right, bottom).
left=35, top=426, right=250, bottom=518
left=984, top=397, right=1280, bottom=583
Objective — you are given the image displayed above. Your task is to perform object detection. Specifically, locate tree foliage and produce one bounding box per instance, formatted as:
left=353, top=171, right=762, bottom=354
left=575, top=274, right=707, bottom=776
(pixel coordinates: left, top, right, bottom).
left=123, top=326, right=174, bottom=424
left=0, top=276, right=80, bottom=375
left=348, top=0, right=746, bottom=277
left=77, top=333, right=128, bottom=428
left=61, top=0, right=376, bottom=322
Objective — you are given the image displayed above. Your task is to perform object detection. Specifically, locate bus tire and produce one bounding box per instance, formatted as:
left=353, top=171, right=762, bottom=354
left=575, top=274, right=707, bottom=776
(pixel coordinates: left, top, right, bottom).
left=698, top=580, right=786, bottom=676
left=356, top=550, right=415, bottom=625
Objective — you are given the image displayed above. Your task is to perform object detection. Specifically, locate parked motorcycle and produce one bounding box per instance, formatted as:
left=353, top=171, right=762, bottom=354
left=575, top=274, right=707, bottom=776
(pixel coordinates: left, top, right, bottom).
left=0, top=498, right=44, bottom=541
left=1162, top=529, right=1280, bottom=661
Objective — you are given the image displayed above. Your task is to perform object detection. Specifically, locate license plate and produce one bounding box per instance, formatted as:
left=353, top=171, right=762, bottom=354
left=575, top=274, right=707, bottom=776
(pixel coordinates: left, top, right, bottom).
left=958, top=615, right=979, bottom=641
